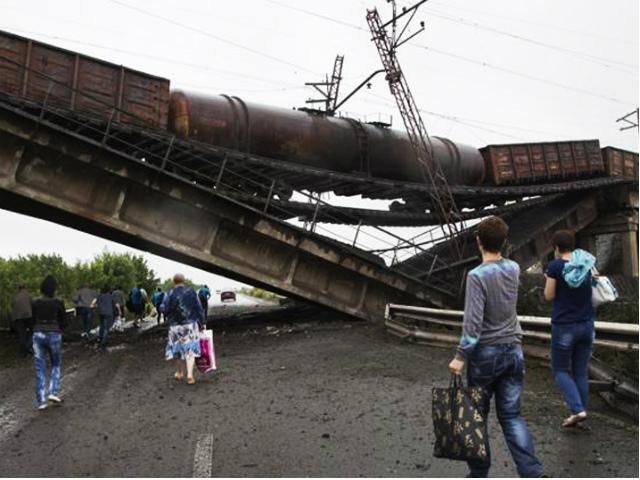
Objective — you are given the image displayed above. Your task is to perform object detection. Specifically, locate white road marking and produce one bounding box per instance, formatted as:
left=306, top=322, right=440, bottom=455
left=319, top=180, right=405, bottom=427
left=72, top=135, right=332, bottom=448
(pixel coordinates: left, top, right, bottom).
left=193, top=433, right=214, bottom=477
left=0, top=368, right=79, bottom=444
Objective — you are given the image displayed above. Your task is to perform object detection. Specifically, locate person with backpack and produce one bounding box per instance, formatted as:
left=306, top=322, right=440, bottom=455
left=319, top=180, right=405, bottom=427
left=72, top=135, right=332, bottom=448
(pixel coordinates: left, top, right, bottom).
left=161, top=273, right=203, bottom=385
left=129, top=284, right=144, bottom=328
left=197, top=285, right=211, bottom=325
left=544, top=230, right=596, bottom=428
left=151, top=287, right=166, bottom=324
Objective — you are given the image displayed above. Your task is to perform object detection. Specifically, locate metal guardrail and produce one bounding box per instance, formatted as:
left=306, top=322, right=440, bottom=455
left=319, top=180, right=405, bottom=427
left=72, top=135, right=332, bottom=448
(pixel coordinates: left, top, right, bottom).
left=385, top=304, right=639, bottom=352
left=385, top=303, right=639, bottom=407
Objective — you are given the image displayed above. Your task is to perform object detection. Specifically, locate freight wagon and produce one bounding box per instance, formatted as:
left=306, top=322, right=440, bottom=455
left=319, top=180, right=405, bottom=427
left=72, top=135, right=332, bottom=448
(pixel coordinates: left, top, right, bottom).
left=0, top=28, right=637, bottom=192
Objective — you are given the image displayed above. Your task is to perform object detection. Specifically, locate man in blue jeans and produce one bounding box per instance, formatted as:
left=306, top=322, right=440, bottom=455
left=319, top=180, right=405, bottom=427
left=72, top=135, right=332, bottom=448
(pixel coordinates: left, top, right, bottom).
left=449, top=216, right=544, bottom=478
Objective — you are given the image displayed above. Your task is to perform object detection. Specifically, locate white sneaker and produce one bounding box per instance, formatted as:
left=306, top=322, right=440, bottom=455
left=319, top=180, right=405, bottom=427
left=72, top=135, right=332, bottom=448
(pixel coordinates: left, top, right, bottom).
left=48, top=394, right=62, bottom=403
left=562, top=411, right=587, bottom=427
left=37, top=403, right=48, bottom=410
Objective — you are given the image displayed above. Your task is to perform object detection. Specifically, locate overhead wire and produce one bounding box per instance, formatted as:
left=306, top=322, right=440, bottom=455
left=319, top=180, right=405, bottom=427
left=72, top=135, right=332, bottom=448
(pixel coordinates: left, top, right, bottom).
left=106, top=0, right=321, bottom=75
left=424, top=0, right=637, bottom=47
left=258, top=0, right=636, bottom=106
left=422, top=7, right=637, bottom=74
left=0, top=27, right=308, bottom=90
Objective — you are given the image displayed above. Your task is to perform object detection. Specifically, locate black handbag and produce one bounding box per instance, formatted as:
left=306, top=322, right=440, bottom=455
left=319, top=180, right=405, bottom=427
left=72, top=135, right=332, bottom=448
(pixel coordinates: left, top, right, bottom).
left=432, top=374, right=488, bottom=462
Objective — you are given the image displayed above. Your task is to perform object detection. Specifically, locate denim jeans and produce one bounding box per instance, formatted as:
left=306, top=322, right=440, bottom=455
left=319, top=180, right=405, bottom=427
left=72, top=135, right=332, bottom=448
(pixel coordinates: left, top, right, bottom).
left=551, top=320, right=594, bottom=414
left=467, top=343, right=543, bottom=478
left=32, top=331, right=62, bottom=405
left=77, top=307, right=93, bottom=336
left=99, top=314, right=113, bottom=345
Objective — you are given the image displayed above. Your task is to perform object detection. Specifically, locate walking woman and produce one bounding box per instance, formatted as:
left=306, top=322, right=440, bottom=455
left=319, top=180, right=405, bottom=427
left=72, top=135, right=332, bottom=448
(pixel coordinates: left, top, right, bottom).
left=160, top=273, right=203, bottom=385
left=544, top=230, right=595, bottom=427
left=32, top=275, right=67, bottom=410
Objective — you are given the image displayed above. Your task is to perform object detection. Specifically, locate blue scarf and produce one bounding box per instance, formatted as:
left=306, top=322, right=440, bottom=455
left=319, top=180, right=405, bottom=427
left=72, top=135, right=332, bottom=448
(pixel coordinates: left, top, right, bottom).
left=562, top=249, right=596, bottom=288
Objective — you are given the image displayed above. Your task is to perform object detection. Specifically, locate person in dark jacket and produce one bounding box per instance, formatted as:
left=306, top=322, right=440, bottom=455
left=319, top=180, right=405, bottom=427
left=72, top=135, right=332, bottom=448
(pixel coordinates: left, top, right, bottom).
left=151, top=287, right=166, bottom=324
left=32, top=275, right=67, bottom=410
left=12, top=284, right=34, bottom=355
left=129, top=284, right=145, bottom=327
left=197, top=285, right=211, bottom=325
left=161, top=273, right=203, bottom=385
left=92, top=286, right=117, bottom=348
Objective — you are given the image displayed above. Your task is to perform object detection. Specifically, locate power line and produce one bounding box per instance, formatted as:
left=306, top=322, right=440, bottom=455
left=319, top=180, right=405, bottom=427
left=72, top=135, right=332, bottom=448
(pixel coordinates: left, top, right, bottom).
left=259, top=0, right=636, bottom=106
left=423, top=0, right=637, bottom=47
left=107, top=0, right=321, bottom=75
left=417, top=45, right=633, bottom=105
left=0, top=27, right=306, bottom=89
left=423, top=7, right=638, bottom=74
left=361, top=91, right=579, bottom=140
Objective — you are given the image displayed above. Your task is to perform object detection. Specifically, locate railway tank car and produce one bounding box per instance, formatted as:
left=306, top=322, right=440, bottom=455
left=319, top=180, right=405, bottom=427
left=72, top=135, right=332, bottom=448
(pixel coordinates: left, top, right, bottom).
left=168, top=90, right=486, bottom=186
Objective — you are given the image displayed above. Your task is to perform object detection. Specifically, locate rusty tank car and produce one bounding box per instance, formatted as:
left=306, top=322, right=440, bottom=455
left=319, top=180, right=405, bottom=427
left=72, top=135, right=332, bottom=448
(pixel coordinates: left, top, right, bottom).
left=168, top=90, right=486, bottom=186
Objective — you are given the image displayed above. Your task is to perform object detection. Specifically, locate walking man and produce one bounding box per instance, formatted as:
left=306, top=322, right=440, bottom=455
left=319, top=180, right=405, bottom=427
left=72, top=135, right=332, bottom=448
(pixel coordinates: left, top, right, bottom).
left=129, top=284, right=145, bottom=327
left=74, top=284, right=96, bottom=341
left=92, top=286, right=117, bottom=348
left=448, top=216, right=544, bottom=478
left=12, top=284, right=33, bottom=355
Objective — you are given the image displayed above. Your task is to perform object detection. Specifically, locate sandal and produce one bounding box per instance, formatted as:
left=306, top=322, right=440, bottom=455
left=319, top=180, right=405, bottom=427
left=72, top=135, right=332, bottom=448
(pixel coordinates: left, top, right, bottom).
left=186, top=377, right=196, bottom=385
left=174, top=372, right=184, bottom=381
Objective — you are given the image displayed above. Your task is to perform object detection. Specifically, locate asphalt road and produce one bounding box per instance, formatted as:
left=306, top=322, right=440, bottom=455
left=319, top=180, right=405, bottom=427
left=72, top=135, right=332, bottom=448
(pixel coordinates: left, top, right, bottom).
left=0, top=316, right=637, bottom=477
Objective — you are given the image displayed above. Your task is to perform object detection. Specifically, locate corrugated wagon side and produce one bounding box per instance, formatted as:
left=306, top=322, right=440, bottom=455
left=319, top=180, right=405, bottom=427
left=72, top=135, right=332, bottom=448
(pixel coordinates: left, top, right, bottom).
left=0, top=29, right=170, bottom=129
left=480, top=139, right=603, bottom=185
left=602, top=146, right=639, bottom=179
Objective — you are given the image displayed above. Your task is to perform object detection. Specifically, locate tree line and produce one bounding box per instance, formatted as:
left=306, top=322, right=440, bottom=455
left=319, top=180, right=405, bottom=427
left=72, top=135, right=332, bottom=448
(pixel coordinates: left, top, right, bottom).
left=0, top=251, right=161, bottom=322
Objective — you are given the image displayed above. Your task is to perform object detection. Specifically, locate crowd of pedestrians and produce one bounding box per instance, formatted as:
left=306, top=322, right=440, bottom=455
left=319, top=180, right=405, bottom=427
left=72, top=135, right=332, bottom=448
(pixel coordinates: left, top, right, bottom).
left=9, top=218, right=604, bottom=477
left=11, top=277, right=213, bottom=410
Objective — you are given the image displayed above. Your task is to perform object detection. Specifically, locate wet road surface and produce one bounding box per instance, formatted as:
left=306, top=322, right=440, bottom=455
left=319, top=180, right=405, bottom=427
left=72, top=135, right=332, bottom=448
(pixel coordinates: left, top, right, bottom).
left=0, top=318, right=637, bottom=477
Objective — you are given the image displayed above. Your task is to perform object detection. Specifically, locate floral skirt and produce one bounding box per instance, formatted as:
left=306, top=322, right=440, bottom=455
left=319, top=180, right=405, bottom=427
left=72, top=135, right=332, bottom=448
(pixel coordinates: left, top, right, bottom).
left=165, top=323, right=201, bottom=360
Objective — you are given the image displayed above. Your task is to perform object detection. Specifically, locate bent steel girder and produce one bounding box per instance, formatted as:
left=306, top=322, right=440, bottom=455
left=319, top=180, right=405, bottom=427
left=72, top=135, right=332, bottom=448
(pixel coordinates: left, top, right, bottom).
left=0, top=105, right=453, bottom=322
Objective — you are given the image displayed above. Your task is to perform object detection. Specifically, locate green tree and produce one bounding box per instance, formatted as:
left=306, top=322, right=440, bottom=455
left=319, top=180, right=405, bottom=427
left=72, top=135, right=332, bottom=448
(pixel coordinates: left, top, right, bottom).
left=0, top=251, right=159, bottom=327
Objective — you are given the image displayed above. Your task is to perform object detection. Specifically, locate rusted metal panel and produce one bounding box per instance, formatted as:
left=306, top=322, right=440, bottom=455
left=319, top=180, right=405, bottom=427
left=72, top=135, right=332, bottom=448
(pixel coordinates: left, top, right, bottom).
left=0, top=29, right=169, bottom=129
left=602, top=146, right=639, bottom=179
left=481, top=140, right=603, bottom=185
left=168, top=90, right=486, bottom=186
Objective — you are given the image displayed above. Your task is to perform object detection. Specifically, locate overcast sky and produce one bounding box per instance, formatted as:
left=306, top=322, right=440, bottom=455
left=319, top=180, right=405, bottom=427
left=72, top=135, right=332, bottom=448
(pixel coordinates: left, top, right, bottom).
left=0, top=0, right=638, bottom=286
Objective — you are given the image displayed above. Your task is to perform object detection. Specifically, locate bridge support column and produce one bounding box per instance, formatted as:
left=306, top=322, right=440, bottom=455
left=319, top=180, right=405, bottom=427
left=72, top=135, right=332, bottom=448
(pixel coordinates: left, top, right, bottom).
left=580, top=186, right=639, bottom=277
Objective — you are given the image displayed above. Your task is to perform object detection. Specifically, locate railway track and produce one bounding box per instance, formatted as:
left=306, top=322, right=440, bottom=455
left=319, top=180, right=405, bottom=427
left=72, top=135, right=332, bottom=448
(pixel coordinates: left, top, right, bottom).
left=1, top=93, right=636, bottom=228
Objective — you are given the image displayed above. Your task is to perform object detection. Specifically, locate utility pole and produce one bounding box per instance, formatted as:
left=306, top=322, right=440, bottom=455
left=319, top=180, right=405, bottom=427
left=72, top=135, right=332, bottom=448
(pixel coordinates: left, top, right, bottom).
left=616, top=108, right=639, bottom=131
left=366, top=0, right=465, bottom=260
left=304, top=55, right=344, bottom=115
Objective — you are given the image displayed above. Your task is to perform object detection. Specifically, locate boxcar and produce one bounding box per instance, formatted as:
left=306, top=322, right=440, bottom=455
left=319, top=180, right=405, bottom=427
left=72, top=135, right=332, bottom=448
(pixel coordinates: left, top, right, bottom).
left=602, top=146, right=639, bottom=179
left=480, top=140, right=603, bottom=185
left=0, top=29, right=170, bottom=129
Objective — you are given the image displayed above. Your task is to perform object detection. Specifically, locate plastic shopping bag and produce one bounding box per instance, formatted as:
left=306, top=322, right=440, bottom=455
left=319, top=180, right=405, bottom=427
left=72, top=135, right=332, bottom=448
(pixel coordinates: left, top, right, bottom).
left=196, top=328, right=217, bottom=374
left=592, top=268, right=618, bottom=308
left=432, top=374, right=488, bottom=462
